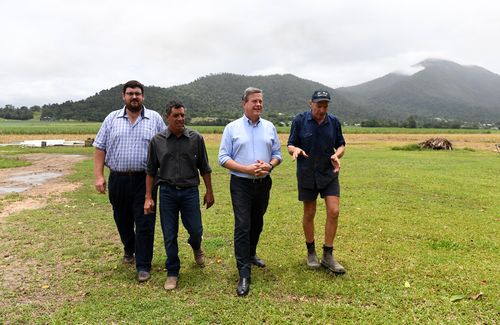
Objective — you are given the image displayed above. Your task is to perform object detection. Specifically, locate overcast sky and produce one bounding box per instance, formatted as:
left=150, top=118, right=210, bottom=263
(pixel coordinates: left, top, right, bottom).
left=3, top=0, right=499, bottom=107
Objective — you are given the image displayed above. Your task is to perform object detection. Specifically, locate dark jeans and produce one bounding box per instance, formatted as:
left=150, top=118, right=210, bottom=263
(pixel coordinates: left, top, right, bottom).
left=108, top=172, right=156, bottom=272
left=159, top=184, right=203, bottom=277
left=230, top=175, right=272, bottom=278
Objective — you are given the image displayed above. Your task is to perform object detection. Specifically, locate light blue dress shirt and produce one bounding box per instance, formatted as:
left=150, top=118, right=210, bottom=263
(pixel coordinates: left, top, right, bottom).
left=218, top=115, right=282, bottom=179
left=93, top=106, right=166, bottom=172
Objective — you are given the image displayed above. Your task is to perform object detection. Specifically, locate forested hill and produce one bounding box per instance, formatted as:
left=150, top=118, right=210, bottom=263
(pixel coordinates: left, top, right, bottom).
left=336, top=59, right=500, bottom=122
left=40, top=73, right=363, bottom=123
left=39, top=59, right=500, bottom=124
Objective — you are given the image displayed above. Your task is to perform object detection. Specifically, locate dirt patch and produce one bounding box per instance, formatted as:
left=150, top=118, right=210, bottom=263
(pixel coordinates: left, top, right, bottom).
left=0, top=153, right=87, bottom=220
left=344, top=133, right=500, bottom=152
left=0, top=134, right=96, bottom=143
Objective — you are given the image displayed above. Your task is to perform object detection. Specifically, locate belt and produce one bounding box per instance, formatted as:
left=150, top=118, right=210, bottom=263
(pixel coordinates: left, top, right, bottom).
left=165, top=184, right=193, bottom=190
left=231, top=175, right=270, bottom=183
left=111, top=170, right=146, bottom=177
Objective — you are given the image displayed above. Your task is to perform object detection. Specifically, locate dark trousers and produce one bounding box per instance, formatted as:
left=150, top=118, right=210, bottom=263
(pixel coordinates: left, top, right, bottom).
left=159, top=184, right=203, bottom=277
left=230, top=175, right=272, bottom=278
left=108, top=172, right=156, bottom=272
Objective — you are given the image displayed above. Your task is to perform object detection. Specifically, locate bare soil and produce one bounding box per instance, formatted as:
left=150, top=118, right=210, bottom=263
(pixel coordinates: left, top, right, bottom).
left=0, top=134, right=96, bottom=143
left=343, top=133, right=500, bottom=152
left=0, top=153, right=87, bottom=220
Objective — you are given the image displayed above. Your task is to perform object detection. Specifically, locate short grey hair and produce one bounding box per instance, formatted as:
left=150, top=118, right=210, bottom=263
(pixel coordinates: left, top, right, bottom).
left=241, top=87, right=263, bottom=102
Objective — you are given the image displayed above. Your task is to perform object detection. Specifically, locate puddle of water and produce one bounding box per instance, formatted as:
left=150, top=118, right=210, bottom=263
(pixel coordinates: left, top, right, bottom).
left=10, top=172, right=62, bottom=185
left=0, top=187, right=29, bottom=194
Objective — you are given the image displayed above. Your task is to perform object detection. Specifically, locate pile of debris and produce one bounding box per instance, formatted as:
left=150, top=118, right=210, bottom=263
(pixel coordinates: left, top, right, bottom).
left=419, top=137, right=453, bottom=150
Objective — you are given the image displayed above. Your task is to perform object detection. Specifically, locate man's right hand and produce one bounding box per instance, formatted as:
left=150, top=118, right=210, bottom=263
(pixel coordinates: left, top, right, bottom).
left=144, top=198, right=155, bottom=215
left=95, top=176, right=106, bottom=194
left=291, top=147, right=308, bottom=161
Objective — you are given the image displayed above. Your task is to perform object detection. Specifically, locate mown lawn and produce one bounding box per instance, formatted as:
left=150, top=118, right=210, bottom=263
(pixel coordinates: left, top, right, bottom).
left=1, top=119, right=499, bottom=135
left=0, top=140, right=498, bottom=324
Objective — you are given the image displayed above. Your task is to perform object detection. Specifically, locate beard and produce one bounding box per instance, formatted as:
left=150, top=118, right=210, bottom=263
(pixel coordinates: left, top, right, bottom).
left=126, top=101, right=143, bottom=113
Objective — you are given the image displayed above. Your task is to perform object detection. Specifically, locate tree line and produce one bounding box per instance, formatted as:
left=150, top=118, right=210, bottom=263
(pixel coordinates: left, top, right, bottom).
left=0, top=105, right=38, bottom=120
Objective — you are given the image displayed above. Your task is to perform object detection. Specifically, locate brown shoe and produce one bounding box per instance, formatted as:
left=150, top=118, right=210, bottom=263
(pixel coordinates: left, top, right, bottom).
left=137, top=271, right=151, bottom=282
left=164, top=276, right=178, bottom=290
left=123, top=254, right=135, bottom=264
left=193, top=248, right=205, bottom=267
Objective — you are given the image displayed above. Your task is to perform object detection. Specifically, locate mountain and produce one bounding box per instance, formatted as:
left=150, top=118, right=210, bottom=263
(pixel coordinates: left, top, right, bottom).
left=40, top=59, right=500, bottom=124
left=41, top=73, right=362, bottom=123
left=336, top=59, right=500, bottom=122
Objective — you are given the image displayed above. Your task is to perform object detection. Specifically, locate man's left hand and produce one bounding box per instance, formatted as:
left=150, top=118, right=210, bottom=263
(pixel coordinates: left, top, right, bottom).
left=331, top=155, right=341, bottom=173
left=203, top=192, right=215, bottom=209
left=255, top=160, right=271, bottom=177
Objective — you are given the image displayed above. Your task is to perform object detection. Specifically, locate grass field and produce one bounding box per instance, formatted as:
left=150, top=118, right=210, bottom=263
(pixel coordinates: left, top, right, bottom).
left=1, top=119, right=499, bottom=135
left=0, top=135, right=499, bottom=324
left=0, top=156, right=31, bottom=169
left=0, top=120, right=102, bottom=135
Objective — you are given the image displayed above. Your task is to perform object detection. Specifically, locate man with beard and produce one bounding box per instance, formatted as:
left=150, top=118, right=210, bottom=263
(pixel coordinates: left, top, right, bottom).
left=94, top=80, right=166, bottom=282
left=144, top=100, right=214, bottom=290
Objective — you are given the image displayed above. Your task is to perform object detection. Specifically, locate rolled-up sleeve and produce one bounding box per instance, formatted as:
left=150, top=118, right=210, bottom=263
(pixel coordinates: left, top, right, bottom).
left=93, top=116, right=110, bottom=150
left=198, top=136, right=212, bottom=175
left=146, top=137, right=159, bottom=176
left=218, top=125, right=233, bottom=166
left=271, top=126, right=282, bottom=162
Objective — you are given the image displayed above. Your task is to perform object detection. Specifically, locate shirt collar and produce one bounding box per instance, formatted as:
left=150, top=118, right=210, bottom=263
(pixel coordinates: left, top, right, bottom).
left=119, top=106, right=148, bottom=119
left=166, top=126, right=189, bottom=138
left=243, top=114, right=260, bottom=126
left=306, top=110, right=330, bottom=125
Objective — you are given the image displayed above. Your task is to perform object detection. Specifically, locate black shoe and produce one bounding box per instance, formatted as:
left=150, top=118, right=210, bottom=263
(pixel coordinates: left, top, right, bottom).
left=236, top=277, right=250, bottom=297
left=250, top=255, right=266, bottom=268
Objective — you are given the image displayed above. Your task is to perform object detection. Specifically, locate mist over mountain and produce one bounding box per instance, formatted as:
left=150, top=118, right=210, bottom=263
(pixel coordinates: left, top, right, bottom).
left=39, top=59, right=500, bottom=124
left=336, top=59, right=500, bottom=122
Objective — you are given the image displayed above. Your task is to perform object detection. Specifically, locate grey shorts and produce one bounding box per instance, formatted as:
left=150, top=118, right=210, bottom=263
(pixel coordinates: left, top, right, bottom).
left=298, top=177, right=340, bottom=202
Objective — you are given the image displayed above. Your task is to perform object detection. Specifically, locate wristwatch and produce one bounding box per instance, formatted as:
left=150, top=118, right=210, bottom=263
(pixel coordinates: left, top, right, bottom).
left=269, top=162, right=274, bottom=171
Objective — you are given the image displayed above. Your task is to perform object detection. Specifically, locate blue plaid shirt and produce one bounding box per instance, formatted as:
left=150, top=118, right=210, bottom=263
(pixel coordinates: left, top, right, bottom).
left=93, top=106, right=166, bottom=172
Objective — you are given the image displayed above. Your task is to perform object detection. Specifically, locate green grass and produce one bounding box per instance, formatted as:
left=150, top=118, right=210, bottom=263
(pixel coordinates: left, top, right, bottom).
left=173, top=125, right=500, bottom=135
left=0, top=120, right=102, bottom=134
left=1, top=120, right=499, bottom=135
left=0, top=156, right=32, bottom=168
left=0, top=141, right=498, bottom=324
left=391, top=143, right=423, bottom=151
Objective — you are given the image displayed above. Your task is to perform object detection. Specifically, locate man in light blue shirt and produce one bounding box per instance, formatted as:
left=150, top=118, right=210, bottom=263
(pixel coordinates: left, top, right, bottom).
left=93, top=80, right=166, bottom=283
left=218, top=87, right=282, bottom=297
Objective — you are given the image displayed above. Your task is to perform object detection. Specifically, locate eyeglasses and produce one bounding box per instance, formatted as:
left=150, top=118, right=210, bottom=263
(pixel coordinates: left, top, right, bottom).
left=125, top=92, right=143, bottom=97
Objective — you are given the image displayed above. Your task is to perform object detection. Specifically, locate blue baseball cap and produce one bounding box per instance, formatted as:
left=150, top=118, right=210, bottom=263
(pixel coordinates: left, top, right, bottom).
left=311, top=90, right=331, bottom=102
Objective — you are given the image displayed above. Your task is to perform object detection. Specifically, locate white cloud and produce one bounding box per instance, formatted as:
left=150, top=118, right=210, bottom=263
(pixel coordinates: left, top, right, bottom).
left=2, top=0, right=500, bottom=106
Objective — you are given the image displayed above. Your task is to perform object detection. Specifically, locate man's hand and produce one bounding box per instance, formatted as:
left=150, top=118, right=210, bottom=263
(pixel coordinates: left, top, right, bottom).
left=331, top=155, right=341, bottom=173
left=254, top=160, right=272, bottom=177
left=144, top=197, right=155, bottom=215
left=95, top=176, right=106, bottom=194
left=203, top=191, right=215, bottom=209
left=291, top=147, right=308, bottom=161
left=245, top=162, right=265, bottom=177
